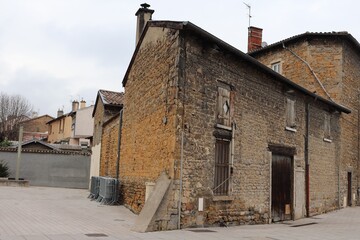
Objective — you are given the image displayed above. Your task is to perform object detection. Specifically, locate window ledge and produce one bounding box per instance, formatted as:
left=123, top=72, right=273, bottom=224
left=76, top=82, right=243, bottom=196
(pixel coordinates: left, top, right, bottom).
left=215, top=124, right=232, bottom=131
left=285, top=127, right=297, bottom=132
left=323, top=138, right=332, bottom=143
left=213, top=195, right=235, bottom=201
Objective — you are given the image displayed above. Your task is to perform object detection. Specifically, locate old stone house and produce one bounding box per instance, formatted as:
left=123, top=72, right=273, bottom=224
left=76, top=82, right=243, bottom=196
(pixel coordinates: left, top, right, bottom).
left=90, top=89, right=123, bottom=179
left=249, top=30, right=360, bottom=210
left=118, top=5, right=350, bottom=231
left=20, top=114, right=54, bottom=141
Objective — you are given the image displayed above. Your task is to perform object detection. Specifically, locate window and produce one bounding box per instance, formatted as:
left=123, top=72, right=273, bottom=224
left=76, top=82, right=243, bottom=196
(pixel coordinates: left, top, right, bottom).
left=214, top=139, right=230, bottom=195
left=324, top=113, right=331, bottom=142
left=271, top=61, right=281, bottom=73
left=217, top=86, right=231, bottom=127
left=286, top=98, right=296, bottom=130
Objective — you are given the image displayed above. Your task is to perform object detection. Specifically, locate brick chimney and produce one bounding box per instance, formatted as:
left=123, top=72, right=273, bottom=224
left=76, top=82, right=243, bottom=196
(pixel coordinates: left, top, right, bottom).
left=72, top=100, right=79, bottom=112
left=248, top=26, right=263, bottom=52
left=135, top=3, right=154, bottom=45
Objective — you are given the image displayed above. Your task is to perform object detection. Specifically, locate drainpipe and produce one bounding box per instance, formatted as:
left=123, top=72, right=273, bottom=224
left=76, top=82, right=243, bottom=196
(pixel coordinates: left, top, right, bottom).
left=177, top=31, right=187, bottom=230
left=116, top=109, right=123, bottom=180
left=178, top=131, right=184, bottom=229
left=305, top=103, right=310, bottom=217
left=114, top=109, right=123, bottom=204
left=357, top=92, right=360, bottom=206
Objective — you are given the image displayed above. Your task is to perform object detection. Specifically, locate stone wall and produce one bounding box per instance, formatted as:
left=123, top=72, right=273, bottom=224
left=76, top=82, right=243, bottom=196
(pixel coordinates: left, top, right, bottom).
left=251, top=36, right=360, bottom=207
left=120, top=24, right=345, bottom=230
left=120, top=26, right=180, bottom=213
left=178, top=32, right=341, bottom=227
left=100, top=114, right=120, bottom=177
left=93, top=97, right=105, bottom=146
left=22, top=115, right=53, bottom=133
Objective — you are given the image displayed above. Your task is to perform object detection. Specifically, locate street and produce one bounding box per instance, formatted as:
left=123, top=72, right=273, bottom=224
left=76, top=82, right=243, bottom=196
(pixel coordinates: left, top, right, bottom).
left=0, top=186, right=359, bottom=240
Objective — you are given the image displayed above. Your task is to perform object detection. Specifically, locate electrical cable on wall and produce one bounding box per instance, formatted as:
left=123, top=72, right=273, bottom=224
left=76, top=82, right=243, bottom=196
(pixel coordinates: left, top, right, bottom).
left=282, top=43, right=333, bottom=102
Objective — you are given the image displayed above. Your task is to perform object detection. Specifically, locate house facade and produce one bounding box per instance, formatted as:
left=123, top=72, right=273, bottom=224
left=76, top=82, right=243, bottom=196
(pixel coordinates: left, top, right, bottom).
left=47, top=113, right=72, bottom=144
left=69, top=101, right=94, bottom=147
left=249, top=31, right=360, bottom=209
left=47, top=100, right=93, bottom=145
left=118, top=6, right=350, bottom=231
left=90, top=90, right=123, bottom=179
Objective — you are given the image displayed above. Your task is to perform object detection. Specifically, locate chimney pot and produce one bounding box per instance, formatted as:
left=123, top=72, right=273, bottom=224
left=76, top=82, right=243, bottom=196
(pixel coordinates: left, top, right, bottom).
left=248, top=26, right=263, bottom=52
left=80, top=100, right=86, bottom=109
left=72, top=100, right=79, bottom=112
left=57, top=109, right=64, bottom=118
left=135, top=3, right=154, bottom=45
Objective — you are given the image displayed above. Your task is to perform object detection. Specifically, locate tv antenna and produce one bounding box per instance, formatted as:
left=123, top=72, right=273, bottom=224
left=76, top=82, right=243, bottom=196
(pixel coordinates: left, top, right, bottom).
left=243, top=2, right=252, bottom=27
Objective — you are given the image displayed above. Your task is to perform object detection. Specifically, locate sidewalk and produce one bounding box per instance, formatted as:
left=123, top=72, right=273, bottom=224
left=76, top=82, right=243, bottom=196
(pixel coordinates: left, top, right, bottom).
left=0, top=186, right=359, bottom=240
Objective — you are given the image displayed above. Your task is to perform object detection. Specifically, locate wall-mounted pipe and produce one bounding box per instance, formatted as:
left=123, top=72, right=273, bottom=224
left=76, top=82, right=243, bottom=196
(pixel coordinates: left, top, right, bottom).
left=116, top=109, right=123, bottom=180
left=305, top=102, right=310, bottom=217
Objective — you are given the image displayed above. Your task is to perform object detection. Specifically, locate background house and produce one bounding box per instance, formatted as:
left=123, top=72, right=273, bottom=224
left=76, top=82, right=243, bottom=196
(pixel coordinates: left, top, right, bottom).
left=69, top=100, right=94, bottom=147
left=90, top=89, right=123, bottom=179
left=116, top=5, right=351, bottom=231
left=249, top=30, right=360, bottom=209
left=47, top=100, right=93, bottom=145
left=47, top=111, right=72, bottom=144
left=20, top=114, right=54, bottom=141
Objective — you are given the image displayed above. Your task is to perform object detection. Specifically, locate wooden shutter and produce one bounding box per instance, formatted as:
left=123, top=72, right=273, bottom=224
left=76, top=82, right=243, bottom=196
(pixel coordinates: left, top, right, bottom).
left=217, top=87, right=231, bottom=127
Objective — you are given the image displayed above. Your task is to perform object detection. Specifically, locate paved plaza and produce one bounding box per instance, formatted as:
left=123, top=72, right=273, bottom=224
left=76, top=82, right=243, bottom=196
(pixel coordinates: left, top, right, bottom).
left=0, top=186, right=360, bottom=240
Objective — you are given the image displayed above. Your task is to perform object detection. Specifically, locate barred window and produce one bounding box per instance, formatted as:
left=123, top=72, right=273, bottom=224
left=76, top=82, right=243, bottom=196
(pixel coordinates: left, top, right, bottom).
left=214, top=139, right=230, bottom=195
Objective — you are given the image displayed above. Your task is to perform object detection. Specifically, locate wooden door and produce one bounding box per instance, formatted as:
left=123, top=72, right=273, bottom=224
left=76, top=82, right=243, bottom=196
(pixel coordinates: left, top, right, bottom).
left=348, top=172, right=352, bottom=206
left=272, top=154, right=292, bottom=222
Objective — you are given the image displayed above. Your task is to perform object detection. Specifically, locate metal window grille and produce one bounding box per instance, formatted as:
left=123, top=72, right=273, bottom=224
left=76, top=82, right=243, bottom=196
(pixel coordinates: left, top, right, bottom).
left=214, top=139, right=230, bottom=195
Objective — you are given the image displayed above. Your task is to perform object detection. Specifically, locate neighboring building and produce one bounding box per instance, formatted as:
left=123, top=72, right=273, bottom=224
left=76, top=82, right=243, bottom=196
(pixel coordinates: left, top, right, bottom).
left=47, top=100, right=93, bottom=145
left=90, top=90, right=123, bottom=179
left=249, top=30, right=360, bottom=210
left=47, top=111, right=72, bottom=144
left=117, top=5, right=350, bottom=231
left=20, top=114, right=54, bottom=141
left=99, top=113, right=121, bottom=178
left=69, top=100, right=94, bottom=147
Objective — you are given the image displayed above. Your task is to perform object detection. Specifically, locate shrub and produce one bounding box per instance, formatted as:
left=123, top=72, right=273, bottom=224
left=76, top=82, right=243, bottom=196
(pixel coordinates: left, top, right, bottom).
left=0, top=139, right=11, bottom=147
left=0, top=160, right=9, bottom=178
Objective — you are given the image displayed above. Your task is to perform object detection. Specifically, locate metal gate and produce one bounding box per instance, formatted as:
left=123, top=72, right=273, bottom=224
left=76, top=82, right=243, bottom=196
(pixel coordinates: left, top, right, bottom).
left=272, top=154, right=292, bottom=222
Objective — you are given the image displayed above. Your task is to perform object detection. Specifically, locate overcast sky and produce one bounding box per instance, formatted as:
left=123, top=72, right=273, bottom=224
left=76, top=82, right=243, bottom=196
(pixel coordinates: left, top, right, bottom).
left=1, top=0, right=359, bottom=117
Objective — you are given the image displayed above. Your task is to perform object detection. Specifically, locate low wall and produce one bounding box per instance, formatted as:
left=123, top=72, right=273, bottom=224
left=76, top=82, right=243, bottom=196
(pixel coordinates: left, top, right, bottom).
left=0, top=149, right=90, bottom=189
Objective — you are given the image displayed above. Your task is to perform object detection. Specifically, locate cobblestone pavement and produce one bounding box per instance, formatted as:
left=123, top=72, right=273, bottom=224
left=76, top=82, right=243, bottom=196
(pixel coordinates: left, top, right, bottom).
left=1, top=186, right=360, bottom=240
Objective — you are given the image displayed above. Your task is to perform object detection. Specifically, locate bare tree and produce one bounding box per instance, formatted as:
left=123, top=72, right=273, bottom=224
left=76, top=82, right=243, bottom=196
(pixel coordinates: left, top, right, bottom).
left=0, top=92, right=33, bottom=141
